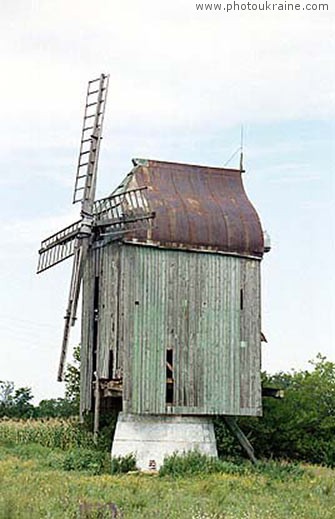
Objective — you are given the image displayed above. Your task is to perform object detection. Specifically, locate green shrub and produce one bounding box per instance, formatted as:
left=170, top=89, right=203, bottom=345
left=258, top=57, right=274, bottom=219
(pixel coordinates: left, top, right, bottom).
left=159, top=451, right=307, bottom=480
left=62, top=448, right=107, bottom=475
left=111, top=453, right=137, bottom=474
left=254, top=460, right=306, bottom=480
left=159, top=450, right=246, bottom=477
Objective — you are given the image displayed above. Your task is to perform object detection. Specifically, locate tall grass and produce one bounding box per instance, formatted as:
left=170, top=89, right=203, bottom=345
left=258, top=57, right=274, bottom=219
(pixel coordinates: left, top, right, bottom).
left=0, top=444, right=334, bottom=519
left=0, top=418, right=94, bottom=450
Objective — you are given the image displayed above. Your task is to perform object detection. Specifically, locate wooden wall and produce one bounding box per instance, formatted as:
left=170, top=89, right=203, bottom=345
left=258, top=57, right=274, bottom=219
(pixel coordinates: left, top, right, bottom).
left=80, top=243, right=262, bottom=417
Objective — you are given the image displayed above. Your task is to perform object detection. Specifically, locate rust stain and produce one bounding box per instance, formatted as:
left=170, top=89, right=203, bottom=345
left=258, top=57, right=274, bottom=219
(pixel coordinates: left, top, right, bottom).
left=125, top=159, right=264, bottom=258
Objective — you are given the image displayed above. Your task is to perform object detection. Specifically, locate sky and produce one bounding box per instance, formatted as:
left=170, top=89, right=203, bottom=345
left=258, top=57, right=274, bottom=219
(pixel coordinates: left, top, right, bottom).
left=0, top=0, right=334, bottom=402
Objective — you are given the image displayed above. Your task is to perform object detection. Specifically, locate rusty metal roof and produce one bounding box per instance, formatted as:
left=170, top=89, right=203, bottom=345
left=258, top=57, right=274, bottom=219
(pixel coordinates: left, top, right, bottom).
left=121, top=158, right=264, bottom=258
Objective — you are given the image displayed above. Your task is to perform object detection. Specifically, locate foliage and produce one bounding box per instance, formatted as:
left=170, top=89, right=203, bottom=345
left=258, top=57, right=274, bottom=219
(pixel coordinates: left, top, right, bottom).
left=0, top=418, right=94, bottom=450
left=111, top=453, right=137, bottom=474
left=159, top=450, right=246, bottom=477
left=159, top=450, right=306, bottom=481
left=1, top=353, right=334, bottom=469
left=0, top=382, right=35, bottom=419
left=0, top=346, right=81, bottom=421
left=33, top=345, right=82, bottom=419
left=62, top=447, right=108, bottom=475
left=64, top=344, right=81, bottom=406
left=36, top=398, right=77, bottom=418
left=97, top=409, right=119, bottom=451
left=215, top=355, right=335, bottom=467
left=253, top=460, right=306, bottom=481
left=0, top=442, right=334, bottom=519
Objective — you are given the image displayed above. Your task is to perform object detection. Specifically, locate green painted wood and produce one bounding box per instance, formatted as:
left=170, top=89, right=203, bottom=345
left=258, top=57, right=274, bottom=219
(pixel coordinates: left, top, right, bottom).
left=118, top=245, right=261, bottom=416
left=80, top=242, right=262, bottom=416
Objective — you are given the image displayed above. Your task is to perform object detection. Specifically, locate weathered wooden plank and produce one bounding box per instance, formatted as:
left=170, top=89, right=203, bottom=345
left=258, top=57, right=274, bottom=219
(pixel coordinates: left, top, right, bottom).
left=224, top=416, right=257, bottom=464
left=80, top=246, right=94, bottom=415
left=98, top=244, right=262, bottom=416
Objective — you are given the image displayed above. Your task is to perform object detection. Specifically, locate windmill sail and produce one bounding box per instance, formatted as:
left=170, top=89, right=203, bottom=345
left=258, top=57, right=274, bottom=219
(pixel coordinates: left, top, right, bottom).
left=37, top=188, right=154, bottom=274
left=36, top=74, right=157, bottom=383
left=73, top=74, right=109, bottom=207
left=37, top=220, right=81, bottom=273
left=94, top=187, right=153, bottom=228
left=57, top=74, right=110, bottom=381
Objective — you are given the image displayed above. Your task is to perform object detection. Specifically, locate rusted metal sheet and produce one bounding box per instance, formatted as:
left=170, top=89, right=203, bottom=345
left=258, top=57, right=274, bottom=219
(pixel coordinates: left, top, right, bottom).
left=122, top=159, right=264, bottom=258
left=120, top=244, right=262, bottom=416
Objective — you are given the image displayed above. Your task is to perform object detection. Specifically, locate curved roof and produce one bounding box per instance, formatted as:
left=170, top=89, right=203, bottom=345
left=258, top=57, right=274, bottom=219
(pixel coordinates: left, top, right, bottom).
left=122, top=158, right=264, bottom=258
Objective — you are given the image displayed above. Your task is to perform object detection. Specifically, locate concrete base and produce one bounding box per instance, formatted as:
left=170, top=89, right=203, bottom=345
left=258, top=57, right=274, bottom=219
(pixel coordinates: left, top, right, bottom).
left=111, top=413, right=218, bottom=471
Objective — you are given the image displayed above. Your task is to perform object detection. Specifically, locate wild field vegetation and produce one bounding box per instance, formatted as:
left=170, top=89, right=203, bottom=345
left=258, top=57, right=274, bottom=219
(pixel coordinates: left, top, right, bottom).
left=0, top=418, right=93, bottom=450
left=1, top=354, right=334, bottom=466
left=0, top=441, right=334, bottom=519
left=0, top=354, right=334, bottom=517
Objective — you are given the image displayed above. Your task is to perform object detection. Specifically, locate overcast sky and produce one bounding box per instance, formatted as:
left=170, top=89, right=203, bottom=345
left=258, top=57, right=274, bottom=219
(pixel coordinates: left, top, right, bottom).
left=0, top=1, right=334, bottom=402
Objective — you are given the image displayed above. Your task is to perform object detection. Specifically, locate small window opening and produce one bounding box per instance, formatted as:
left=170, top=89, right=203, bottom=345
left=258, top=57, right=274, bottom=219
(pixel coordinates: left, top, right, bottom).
left=108, top=350, right=114, bottom=380
left=240, top=289, right=244, bottom=311
left=166, top=348, right=174, bottom=405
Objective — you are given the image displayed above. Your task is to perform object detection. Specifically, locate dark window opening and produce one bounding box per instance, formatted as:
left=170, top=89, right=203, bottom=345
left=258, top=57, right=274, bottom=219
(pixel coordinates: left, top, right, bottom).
left=108, top=350, right=114, bottom=380
left=240, top=288, right=244, bottom=311
left=166, top=348, right=174, bottom=405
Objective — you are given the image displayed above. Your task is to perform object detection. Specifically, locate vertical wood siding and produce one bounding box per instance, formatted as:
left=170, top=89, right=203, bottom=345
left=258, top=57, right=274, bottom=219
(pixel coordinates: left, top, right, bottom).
left=239, top=261, right=262, bottom=415
left=97, top=243, right=121, bottom=379
left=80, top=243, right=262, bottom=416
left=80, top=248, right=95, bottom=415
left=119, top=245, right=262, bottom=416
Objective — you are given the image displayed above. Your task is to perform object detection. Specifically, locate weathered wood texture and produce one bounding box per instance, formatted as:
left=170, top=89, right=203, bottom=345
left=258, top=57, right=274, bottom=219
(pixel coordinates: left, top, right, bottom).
left=80, top=247, right=95, bottom=416
left=97, top=243, right=121, bottom=379
left=80, top=243, right=262, bottom=417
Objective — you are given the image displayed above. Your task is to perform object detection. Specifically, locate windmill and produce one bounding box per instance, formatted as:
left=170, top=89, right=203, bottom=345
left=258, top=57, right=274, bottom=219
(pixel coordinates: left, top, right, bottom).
left=37, top=74, right=154, bottom=382
left=38, top=75, right=271, bottom=470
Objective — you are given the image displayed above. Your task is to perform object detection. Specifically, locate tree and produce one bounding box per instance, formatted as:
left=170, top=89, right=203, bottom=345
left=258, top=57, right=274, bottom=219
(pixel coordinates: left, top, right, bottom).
left=215, top=355, right=335, bottom=467
left=36, top=398, right=77, bottom=418
left=0, top=381, right=14, bottom=407
left=0, top=381, right=35, bottom=418
left=64, top=344, right=81, bottom=407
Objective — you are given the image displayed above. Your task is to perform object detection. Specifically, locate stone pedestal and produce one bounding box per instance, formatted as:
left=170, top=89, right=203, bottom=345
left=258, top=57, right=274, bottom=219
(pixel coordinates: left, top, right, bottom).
left=111, top=413, right=218, bottom=471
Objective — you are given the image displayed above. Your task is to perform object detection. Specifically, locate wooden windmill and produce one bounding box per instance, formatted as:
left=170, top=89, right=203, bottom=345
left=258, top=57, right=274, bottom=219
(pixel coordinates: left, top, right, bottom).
left=38, top=75, right=270, bottom=470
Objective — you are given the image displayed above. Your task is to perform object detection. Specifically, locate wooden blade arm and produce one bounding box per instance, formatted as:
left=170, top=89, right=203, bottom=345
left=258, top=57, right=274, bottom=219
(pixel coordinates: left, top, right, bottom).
left=57, top=242, right=85, bottom=381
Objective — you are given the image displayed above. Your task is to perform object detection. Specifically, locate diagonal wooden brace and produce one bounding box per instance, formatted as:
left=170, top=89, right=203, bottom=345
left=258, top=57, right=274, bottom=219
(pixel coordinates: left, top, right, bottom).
left=224, top=416, right=258, bottom=464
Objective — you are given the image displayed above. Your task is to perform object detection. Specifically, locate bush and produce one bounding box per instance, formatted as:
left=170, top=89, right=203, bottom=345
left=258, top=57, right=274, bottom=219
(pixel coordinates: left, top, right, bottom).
left=159, top=451, right=306, bottom=482
left=111, top=453, right=137, bottom=474
left=254, top=460, right=306, bottom=481
left=159, top=450, right=246, bottom=477
left=62, top=447, right=108, bottom=475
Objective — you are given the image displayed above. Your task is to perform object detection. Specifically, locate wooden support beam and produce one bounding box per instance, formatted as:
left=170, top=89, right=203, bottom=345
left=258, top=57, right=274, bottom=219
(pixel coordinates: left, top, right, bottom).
left=262, top=387, right=284, bottom=399
left=224, top=416, right=257, bottom=464
left=93, top=374, right=100, bottom=444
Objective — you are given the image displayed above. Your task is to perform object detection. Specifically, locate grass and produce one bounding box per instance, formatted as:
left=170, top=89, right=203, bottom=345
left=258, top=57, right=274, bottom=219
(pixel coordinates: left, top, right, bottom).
left=0, top=441, right=334, bottom=519
left=0, top=419, right=334, bottom=518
